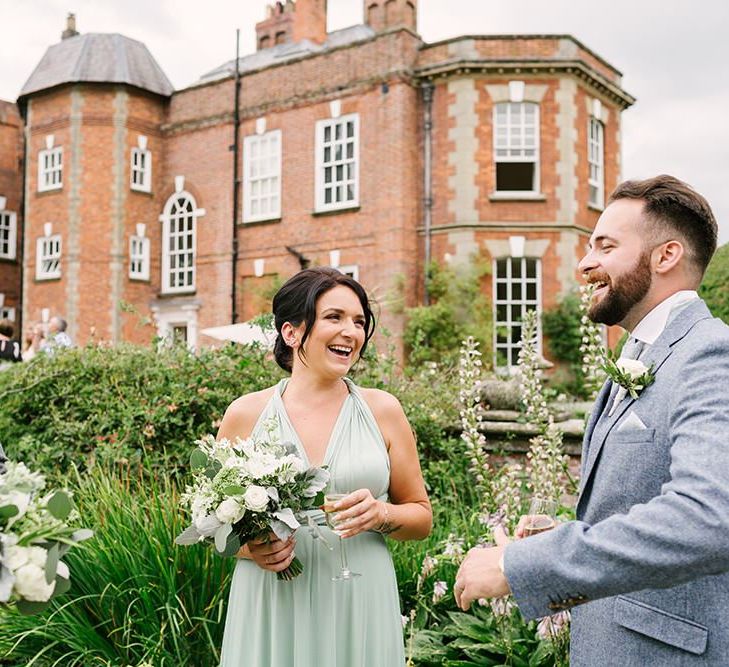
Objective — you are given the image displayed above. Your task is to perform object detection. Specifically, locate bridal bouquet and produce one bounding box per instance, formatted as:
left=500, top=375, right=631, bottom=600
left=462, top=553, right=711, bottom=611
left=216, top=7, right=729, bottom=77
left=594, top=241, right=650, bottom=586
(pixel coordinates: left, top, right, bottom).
left=0, top=460, right=93, bottom=614
left=175, top=420, right=329, bottom=580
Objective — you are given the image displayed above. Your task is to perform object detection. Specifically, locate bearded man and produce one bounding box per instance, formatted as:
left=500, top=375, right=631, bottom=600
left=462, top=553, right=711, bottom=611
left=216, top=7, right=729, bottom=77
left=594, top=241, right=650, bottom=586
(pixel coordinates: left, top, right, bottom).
left=455, top=175, right=729, bottom=664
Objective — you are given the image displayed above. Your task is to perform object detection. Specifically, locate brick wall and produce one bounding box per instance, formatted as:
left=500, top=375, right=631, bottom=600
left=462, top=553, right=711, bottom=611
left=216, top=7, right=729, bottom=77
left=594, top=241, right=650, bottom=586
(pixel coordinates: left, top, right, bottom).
left=0, top=100, right=23, bottom=324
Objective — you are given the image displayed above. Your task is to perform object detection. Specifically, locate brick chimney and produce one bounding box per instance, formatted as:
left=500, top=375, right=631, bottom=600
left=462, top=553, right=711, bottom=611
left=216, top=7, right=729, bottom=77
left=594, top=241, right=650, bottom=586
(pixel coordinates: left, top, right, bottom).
left=364, top=0, right=417, bottom=33
left=61, top=12, right=79, bottom=40
left=255, top=0, right=327, bottom=51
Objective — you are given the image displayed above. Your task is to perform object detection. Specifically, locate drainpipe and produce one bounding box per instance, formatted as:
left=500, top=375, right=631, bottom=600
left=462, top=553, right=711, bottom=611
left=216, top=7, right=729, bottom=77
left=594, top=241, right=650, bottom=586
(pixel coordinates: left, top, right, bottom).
left=231, top=29, right=241, bottom=324
left=422, top=80, right=434, bottom=305
left=17, top=102, right=28, bottom=339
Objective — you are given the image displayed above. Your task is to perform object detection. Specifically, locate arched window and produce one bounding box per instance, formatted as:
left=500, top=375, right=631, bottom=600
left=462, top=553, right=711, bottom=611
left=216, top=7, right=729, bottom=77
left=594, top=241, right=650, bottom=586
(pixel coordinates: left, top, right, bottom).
left=160, top=190, right=204, bottom=294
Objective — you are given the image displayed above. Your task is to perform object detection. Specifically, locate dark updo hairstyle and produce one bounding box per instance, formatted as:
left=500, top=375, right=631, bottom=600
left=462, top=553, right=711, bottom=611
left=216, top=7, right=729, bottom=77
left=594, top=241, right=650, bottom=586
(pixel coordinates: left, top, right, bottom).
left=272, top=267, right=376, bottom=372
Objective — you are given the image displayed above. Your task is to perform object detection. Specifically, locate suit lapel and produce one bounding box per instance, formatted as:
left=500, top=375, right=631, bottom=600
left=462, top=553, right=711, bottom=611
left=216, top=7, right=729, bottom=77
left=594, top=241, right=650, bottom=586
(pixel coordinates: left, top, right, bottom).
left=577, top=299, right=713, bottom=504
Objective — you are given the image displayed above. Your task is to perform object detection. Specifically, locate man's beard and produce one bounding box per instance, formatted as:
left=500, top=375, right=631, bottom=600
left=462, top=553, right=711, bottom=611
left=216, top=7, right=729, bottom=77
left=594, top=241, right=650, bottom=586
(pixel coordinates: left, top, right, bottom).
left=588, top=251, right=652, bottom=326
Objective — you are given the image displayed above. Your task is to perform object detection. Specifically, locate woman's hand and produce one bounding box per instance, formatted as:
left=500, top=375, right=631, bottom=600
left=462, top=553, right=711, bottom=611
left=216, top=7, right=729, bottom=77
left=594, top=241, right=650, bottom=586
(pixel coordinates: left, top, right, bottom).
left=324, top=489, right=386, bottom=538
left=246, top=532, right=297, bottom=572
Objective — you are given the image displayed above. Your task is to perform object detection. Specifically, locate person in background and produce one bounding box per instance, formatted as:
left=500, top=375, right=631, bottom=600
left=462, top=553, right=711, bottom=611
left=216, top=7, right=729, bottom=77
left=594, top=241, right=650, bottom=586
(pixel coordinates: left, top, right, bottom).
left=42, top=316, right=73, bottom=355
left=22, top=321, right=45, bottom=361
left=0, top=319, right=22, bottom=367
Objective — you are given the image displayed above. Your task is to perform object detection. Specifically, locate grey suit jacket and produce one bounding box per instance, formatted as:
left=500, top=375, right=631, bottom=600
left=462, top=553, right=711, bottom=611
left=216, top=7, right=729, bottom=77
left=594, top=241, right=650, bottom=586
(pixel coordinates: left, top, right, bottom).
left=505, top=299, right=729, bottom=664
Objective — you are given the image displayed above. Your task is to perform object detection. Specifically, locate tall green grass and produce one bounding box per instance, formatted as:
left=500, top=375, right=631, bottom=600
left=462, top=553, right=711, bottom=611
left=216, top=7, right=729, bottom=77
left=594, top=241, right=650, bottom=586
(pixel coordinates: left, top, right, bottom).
left=0, top=467, right=233, bottom=666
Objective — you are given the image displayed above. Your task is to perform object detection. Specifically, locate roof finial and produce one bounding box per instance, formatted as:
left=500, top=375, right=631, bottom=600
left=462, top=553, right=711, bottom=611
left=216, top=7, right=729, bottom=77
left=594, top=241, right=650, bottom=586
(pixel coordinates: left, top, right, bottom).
left=62, top=12, right=79, bottom=40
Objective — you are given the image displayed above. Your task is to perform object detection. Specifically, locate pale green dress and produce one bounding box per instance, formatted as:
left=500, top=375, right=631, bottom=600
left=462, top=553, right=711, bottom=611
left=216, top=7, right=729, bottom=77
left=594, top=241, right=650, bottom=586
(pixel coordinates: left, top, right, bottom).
left=219, top=378, right=406, bottom=667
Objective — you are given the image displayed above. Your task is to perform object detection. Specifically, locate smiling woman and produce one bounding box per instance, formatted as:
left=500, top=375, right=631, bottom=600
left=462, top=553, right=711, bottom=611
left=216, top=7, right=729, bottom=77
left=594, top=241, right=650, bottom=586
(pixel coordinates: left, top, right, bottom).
left=215, top=267, right=432, bottom=667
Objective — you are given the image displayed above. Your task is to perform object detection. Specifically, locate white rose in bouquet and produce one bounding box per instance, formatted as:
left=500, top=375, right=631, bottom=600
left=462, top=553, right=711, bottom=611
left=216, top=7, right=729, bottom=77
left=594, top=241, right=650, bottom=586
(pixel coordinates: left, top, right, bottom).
left=13, top=563, right=55, bottom=602
left=215, top=498, right=245, bottom=524
left=244, top=485, right=270, bottom=512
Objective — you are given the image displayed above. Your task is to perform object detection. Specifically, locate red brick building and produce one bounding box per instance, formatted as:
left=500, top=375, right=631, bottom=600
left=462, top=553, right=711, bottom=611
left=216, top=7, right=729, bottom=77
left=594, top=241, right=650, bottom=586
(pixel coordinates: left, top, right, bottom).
left=0, top=1, right=633, bottom=369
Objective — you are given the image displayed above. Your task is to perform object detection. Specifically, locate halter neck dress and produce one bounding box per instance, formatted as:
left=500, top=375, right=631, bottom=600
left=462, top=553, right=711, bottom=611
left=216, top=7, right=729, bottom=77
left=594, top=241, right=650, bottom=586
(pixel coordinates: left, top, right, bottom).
left=219, top=378, right=406, bottom=667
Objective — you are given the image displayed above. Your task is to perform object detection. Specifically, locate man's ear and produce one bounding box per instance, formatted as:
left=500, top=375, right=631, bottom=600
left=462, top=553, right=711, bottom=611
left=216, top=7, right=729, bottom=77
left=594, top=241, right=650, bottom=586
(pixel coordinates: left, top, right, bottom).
left=653, top=240, right=684, bottom=275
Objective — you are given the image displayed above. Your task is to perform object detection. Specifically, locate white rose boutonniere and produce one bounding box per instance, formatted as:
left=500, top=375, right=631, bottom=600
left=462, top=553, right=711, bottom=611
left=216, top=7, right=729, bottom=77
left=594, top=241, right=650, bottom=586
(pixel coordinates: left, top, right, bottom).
left=603, top=352, right=656, bottom=416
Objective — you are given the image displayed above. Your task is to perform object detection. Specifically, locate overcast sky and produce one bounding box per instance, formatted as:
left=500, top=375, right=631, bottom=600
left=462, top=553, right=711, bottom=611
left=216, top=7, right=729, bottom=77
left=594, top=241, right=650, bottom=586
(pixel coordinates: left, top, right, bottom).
left=2, top=0, right=727, bottom=243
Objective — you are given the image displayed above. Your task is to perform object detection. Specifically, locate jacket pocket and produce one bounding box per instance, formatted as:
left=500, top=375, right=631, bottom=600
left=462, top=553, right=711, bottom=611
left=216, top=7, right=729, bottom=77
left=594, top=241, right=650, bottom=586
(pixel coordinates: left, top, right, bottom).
left=614, top=595, right=708, bottom=655
left=609, top=428, right=655, bottom=444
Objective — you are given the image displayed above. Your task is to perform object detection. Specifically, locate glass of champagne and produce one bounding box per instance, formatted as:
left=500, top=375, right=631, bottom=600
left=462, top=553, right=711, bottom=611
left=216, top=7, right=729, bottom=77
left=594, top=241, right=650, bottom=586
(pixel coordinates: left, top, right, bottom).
left=324, top=493, right=361, bottom=581
left=522, top=497, right=557, bottom=537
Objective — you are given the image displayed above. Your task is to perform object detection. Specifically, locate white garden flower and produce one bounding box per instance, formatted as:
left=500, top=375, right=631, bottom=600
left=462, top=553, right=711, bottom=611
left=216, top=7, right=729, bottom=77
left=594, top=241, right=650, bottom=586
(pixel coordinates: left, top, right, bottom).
left=432, top=580, right=448, bottom=602
left=616, top=357, right=649, bottom=379
left=3, top=545, right=31, bottom=571
left=536, top=610, right=570, bottom=639
left=243, top=485, right=270, bottom=512
left=215, top=498, right=245, bottom=524
left=13, top=563, right=55, bottom=602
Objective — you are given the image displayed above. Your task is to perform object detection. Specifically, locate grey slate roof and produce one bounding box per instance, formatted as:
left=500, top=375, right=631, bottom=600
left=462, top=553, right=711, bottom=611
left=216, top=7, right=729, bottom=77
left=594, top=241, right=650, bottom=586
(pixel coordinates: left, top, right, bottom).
left=20, top=33, right=174, bottom=99
left=197, top=24, right=376, bottom=85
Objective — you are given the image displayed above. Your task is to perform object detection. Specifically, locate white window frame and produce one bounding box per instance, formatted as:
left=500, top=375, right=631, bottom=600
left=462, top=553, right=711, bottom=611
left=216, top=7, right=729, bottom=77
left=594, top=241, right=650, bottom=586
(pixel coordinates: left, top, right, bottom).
left=0, top=306, right=15, bottom=321
left=38, top=147, right=63, bottom=192
left=159, top=190, right=204, bottom=295
left=129, top=235, right=151, bottom=281
left=315, top=113, right=359, bottom=212
left=243, top=129, right=282, bottom=223
left=493, top=256, right=541, bottom=371
left=588, top=117, right=605, bottom=209
left=131, top=147, right=152, bottom=193
left=493, top=102, right=540, bottom=194
left=338, top=264, right=359, bottom=281
left=36, top=234, right=62, bottom=280
left=0, top=210, right=17, bottom=260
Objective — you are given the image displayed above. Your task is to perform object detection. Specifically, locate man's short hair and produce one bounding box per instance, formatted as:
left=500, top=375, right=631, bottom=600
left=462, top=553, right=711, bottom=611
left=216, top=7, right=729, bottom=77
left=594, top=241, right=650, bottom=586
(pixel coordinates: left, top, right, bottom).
left=0, top=319, right=14, bottom=338
left=609, top=175, right=718, bottom=277
left=52, top=316, right=68, bottom=332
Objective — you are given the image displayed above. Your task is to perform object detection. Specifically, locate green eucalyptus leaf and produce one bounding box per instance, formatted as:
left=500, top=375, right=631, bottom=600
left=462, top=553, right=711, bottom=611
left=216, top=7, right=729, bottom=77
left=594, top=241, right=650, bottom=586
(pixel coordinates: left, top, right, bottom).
left=0, top=504, right=19, bottom=520
left=190, top=449, right=208, bottom=470
left=223, top=485, right=245, bottom=496
left=53, top=574, right=72, bottom=597
left=16, top=599, right=50, bottom=616
left=47, top=491, right=73, bottom=521
left=44, top=543, right=59, bottom=585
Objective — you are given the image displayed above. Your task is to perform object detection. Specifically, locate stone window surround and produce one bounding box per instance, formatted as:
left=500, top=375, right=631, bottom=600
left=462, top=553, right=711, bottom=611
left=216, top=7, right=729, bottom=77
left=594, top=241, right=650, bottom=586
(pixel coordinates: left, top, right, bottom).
left=338, top=264, right=359, bottom=281
left=243, top=125, right=282, bottom=223
left=159, top=179, right=206, bottom=295
left=588, top=117, right=605, bottom=209
left=0, top=208, right=17, bottom=260
left=129, top=223, right=150, bottom=281
left=38, top=136, right=63, bottom=193
left=587, top=97, right=610, bottom=211
left=36, top=225, right=62, bottom=280
left=131, top=136, right=152, bottom=193
left=314, top=111, right=360, bottom=213
left=486, top=82, right=547, bottom=200
left=150, top=298, right=200, bottom=351
left=483, top=236, right=548, bottom=372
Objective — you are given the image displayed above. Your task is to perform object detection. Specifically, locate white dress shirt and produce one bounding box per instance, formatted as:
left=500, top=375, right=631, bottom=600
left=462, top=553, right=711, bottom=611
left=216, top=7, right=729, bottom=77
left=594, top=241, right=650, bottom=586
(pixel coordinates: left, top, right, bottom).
left=630, top=290, right=699, bottom=346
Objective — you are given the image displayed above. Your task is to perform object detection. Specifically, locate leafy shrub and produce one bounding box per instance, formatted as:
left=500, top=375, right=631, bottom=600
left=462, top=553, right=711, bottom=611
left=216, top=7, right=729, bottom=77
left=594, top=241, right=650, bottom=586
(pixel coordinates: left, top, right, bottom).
left=699, top=242, right=729, bottom=324
left=404, top=261, right=493, bottom=368
left=0, top=343, right=283, bottom=481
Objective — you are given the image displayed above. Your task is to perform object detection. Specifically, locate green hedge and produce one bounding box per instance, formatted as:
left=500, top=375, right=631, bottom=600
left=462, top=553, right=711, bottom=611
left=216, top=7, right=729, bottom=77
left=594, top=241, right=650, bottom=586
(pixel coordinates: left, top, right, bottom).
left=0, top=343, right=283, bottom=480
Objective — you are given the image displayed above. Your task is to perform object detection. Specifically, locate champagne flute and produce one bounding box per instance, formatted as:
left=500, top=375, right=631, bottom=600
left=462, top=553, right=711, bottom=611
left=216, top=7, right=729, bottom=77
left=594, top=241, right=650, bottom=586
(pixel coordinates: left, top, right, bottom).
left=522, top=497, right=557, bottom=537
left=324, top=493, right=361, bottom=581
